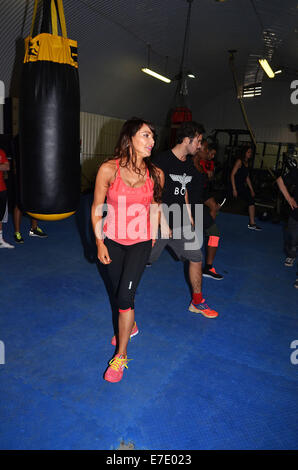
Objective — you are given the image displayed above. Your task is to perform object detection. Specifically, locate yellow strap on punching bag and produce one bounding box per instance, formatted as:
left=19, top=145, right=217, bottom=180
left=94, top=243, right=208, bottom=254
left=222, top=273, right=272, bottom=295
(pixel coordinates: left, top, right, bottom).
left=51, top=0, right=67, bottom=38
left=30, top=0, right=67, bottom=38
left=51, top=0, right=58, bottom=36
left=56, top=0, right=67, bottom=38
left=24, top=0, right=78, bottom=68
left=30, top=0, right=39, bottom=38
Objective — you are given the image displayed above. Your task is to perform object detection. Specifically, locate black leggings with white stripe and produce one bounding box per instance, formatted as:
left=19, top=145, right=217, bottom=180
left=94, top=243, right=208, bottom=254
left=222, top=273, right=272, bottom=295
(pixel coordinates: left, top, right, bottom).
left=104, top=237, right=152, bottom=312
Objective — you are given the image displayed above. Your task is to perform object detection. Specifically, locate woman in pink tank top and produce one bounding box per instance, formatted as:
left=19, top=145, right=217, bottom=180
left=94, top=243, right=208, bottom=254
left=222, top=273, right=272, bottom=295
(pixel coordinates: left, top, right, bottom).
left=91, top=118, right=164, bottom=383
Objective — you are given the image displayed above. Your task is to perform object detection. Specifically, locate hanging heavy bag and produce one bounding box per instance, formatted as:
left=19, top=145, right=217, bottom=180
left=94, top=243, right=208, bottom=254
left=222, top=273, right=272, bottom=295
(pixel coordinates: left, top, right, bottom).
left=170, top=106, right=192, bottom=148
left=19, top=0, right=80, bottom=220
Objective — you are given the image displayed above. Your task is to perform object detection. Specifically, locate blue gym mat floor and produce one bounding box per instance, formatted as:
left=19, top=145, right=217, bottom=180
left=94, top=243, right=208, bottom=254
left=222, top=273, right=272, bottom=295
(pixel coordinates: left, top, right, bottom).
left=0, top=199, right=297, bottom=450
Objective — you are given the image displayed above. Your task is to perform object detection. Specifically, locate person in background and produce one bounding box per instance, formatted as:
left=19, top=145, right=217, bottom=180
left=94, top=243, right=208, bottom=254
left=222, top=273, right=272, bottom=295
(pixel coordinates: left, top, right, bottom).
left=0, top=147, right=14, bottom=248
left=190, top=142, right=224, bottom=280
left=276, top=160, right=298, bottom=289
left=230, top=145, right=262, bottom=231
left=11, top=136, right=48, bottom=244
left=13, top=206, right=48, bottom=244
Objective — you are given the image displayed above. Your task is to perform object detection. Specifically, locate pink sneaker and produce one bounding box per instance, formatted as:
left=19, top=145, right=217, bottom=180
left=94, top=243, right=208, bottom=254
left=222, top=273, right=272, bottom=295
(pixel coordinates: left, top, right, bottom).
left=104, top=354, right=131, bottom=383
left=111, top=322, right=139, bottom=346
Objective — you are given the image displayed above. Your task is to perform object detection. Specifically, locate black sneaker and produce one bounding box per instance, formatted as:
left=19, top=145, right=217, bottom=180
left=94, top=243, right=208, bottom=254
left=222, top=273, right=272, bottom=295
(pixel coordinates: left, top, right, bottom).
left=146, top=263, right=152, bottom=267
left=248, top=224, right=262, bottom=231
left=29, top=227, right=48, bottom=238
left=202, top=267, right=224, bottom=280
left=284, top=257, right=295, bottom=267
left=14, top=232, right=24, bottom=244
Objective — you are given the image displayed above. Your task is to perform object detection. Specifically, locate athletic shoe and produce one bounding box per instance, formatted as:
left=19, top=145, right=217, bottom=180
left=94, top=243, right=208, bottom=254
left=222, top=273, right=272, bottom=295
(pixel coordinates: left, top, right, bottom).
left=14, top=232, right=24, bottom=244
left=111, top=322, right=139, bottom=346
left=294, top=279, right=298, bottom=289
left=104, top=354, right=131, bottom=383
left=29, top=227, right=48, bottom=238
left=202, top=267, right=224, bottom=280
left=248, top=224, right=262, bottom=231
left=284, top=257, right=295, bottom=267
left=188, top=300, right=219, bottom=318
left=0, top=240, right=15, bottom=249
left=146, top=263, right=152, bottom=267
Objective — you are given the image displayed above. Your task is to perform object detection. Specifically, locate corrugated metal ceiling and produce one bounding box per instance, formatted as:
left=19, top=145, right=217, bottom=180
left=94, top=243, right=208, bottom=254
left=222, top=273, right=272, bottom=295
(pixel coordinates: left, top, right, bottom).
left=0, top=0, right=297, bottom=124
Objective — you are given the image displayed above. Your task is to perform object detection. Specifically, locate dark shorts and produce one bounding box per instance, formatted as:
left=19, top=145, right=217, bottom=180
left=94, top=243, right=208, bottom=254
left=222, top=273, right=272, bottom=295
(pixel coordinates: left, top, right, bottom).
left=237, top=187, right=255, bottom=206
left=205, top=222, right=220, bottom=238
left=149, top=226, right=203, bottom=264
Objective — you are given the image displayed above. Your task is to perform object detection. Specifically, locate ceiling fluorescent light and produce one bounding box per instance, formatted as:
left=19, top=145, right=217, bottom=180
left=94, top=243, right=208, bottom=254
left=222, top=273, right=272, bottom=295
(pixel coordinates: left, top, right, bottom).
left=259, top=59, right=275, bottom=78
left=141, top=68, right=171, bottom=83
left=274, top=69, right=282, bottom=74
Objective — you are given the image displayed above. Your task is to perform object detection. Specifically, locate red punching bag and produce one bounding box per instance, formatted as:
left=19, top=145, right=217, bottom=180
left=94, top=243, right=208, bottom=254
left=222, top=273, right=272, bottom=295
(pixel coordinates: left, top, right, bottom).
left=170, top=106, right=192, bottom=147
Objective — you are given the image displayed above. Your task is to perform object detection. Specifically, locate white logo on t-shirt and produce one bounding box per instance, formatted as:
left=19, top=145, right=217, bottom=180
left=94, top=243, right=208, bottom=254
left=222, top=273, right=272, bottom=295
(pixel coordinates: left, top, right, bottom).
left=169, top=173, right=192, bottom=195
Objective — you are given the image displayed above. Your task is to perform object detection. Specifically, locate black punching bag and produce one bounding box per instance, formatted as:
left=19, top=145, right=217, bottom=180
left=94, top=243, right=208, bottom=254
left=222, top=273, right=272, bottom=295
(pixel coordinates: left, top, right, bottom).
left=19, top=0, right=80, bottom=220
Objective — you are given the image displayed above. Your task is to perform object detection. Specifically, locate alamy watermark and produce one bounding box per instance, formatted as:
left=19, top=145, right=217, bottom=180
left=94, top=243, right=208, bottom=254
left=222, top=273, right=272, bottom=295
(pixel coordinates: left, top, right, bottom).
left=290, top=80, right=298, bottom=104
left=94, top=199, right=204, bottom=250
left=290, top=340, right=298, bottom=365
left=0, top=340, right=4, bottom=365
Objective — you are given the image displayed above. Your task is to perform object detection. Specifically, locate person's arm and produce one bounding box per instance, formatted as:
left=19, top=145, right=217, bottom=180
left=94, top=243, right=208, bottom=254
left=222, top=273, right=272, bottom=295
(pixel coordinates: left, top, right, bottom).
left=230, top=159, right=241, bottom=197
left=276, top=176, right=298, bottom=210
left=185, top=190, right=195, bottom=227
left=91, top=161, right=115, bottom=264
left=150, top=168, right=165, bottom=245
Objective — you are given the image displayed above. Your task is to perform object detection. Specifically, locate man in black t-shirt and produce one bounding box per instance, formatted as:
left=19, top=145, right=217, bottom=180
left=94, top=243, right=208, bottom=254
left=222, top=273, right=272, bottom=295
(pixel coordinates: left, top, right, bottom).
left=276, top=165, right=298, bottom=288
left=149, top=121, right=219, bottom=318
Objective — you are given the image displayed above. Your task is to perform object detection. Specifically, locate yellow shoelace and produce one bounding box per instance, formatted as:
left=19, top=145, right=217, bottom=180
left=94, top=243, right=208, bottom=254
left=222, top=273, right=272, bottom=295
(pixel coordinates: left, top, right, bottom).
left=109, top=355, right=131, bottom=371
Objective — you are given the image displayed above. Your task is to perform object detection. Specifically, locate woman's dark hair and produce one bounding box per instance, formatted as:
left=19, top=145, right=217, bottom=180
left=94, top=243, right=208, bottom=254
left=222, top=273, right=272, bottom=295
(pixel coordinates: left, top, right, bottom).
left=113, top=117, right=162, bottom=203
left=240, top=144, right=253, bottom=162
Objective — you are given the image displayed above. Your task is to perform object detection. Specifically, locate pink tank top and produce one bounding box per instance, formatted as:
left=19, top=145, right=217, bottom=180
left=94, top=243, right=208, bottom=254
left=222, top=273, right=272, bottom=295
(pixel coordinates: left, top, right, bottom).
left=103, top=159, right=154, bottom=245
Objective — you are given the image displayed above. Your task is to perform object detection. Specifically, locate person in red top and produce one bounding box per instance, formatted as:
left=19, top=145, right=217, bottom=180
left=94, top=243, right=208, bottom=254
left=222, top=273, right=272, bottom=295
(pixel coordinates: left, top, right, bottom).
left=91, top=117, right=164, bottom=383
left=190, top=140, right=225, bottom=279
left=198, top=147, right=215, bottom=180
left=0, top=148, right=14, bottom=248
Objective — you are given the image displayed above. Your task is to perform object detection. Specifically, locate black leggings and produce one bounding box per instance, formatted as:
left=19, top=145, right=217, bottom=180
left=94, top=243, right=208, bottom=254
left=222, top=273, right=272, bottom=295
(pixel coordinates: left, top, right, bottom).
left=105, top=237, right=152, bottom=312
left=235, top=186, right=255, bottom=206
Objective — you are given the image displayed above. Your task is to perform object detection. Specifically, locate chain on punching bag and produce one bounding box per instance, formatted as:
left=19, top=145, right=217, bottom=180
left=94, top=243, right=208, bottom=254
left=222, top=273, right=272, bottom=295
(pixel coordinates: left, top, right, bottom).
left=19, top=0, right=80, bottom=220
